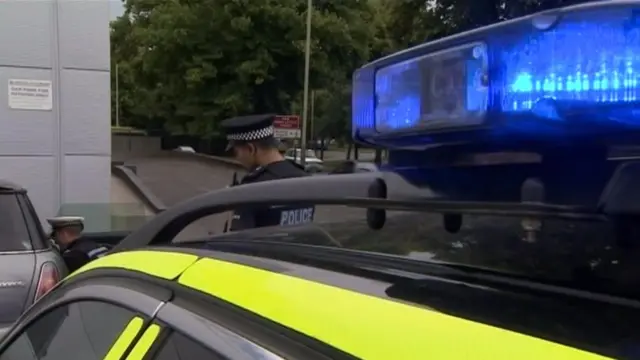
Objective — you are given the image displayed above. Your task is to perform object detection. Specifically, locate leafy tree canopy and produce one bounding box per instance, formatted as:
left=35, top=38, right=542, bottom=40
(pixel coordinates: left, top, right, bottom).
left=111, top=0, right=593, bottom=139
left=112, top=0, right=379, bottom=138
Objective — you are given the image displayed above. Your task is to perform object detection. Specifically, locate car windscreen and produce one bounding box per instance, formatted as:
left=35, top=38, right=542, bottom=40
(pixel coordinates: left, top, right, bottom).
left=319, top=210, right=608, bottom=284
left=0, top=193, right=33, bottom=251
left=214, top=204, right=634, bottom=299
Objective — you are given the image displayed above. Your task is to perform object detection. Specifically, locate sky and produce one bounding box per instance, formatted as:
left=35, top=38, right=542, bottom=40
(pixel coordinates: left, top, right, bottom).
left=109, top=1, right=124, bottom=20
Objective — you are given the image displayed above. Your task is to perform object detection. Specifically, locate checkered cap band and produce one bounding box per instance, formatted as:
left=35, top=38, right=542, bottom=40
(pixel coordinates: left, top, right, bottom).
left=227, top=126, right=274, bottom=141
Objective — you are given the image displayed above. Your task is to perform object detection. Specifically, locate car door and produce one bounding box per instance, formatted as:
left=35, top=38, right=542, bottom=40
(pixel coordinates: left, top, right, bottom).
left=0, top=275, right=168, bottom=360
left=0, top=193, right=54, bottom=328
left=0, top=301, right=140, bottom=360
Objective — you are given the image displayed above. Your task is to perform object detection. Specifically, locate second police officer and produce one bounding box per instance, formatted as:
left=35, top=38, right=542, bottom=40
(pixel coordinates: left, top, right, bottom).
left=221, top=114, right=315, bottom=232
left=47, top=216, right=111, bottom=273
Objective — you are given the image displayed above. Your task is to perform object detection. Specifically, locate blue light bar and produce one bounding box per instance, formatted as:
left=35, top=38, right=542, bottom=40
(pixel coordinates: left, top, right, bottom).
left=502, top=6, right=640, bottom=117
left=352, top=1, right=640, bottom=148
left=352, top=67, right=375, bottom=139
left=374, top=43, right=489, bottom=133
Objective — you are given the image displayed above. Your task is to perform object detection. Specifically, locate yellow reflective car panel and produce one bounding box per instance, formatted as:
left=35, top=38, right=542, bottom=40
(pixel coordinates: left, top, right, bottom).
left=178, top=258, right=611, bottom=360
left=103, top=317, right=144, bottom=360
left=68, top=250, right=199, bottom=280
left=126, top=324, right=161, bottom=360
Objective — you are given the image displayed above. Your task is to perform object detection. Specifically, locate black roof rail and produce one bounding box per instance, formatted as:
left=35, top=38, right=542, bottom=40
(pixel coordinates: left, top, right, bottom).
left=114, top=172, right=391, bottom=251
left=113, top=169, right=615, bottom=252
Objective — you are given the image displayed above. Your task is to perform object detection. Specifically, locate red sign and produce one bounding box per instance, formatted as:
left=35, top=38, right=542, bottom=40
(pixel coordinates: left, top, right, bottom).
left=274, top=115, right=300, bottom=129
left=273, top=115, right=301, bottom=138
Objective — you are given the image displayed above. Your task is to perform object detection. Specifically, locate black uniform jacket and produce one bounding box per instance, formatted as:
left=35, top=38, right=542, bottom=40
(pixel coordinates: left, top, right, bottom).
left=228, top=160, right=316, bottom=231
left=61, top=238, right=111, bottom=273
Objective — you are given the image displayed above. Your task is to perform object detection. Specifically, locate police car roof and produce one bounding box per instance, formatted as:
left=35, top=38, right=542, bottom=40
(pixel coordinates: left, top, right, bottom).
left=96, top=170, right=632, bottom=357
left=66, top=242, right=612, bottom=359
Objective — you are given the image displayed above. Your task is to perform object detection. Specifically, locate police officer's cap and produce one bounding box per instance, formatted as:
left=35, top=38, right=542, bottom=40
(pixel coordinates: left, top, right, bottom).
left=47, top=216, right=85, bottom=231
left=221, top=114, right=276, bottom=151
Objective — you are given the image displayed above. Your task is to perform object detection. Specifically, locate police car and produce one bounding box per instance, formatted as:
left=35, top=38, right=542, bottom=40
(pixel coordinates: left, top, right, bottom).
left=2, top=2, right=640, bottom=359
left=0, top=174, right=617, bottom=360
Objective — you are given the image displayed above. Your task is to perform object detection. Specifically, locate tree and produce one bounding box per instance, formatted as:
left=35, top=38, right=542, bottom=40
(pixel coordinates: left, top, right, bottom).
left=383, top=0, right=594, bottom=49
left=308, top=1, right=394, bottom=148
left=111, top=0, right=379, bottom=137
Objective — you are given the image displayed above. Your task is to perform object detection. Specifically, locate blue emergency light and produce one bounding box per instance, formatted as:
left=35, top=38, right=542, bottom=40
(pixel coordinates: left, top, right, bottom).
left=352, top=1, right=640, bottom=149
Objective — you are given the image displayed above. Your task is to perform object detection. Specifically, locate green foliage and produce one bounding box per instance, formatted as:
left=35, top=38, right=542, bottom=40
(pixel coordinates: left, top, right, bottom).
left=383, top=0, right=585, bottom=48
left=111, top=0, right=379, bottom=138
left=111, top=0, right=592, bottom=139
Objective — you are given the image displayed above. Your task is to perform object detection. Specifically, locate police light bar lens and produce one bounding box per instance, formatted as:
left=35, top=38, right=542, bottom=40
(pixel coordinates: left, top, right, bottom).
left=503, top=7, right=640, bottom=120
left=374, top=43, right=489, bottom=133
left=352, top=68, right=375, bottom=137
left=352, top=3, right=640, bottom=148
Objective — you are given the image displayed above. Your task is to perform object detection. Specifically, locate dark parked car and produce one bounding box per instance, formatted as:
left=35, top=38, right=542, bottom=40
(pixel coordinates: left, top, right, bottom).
left=329, top=160, right=379, bottom=174
left=0, top=181, right=66, bottom=337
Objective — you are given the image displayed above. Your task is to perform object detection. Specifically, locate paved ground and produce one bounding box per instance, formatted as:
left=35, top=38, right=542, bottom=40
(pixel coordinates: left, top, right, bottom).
left=126, top=156, right=238, bottom=207
left=110, top=175, right=154, bottom=216
left=125, top=154, right=369, bottom=240
left=319, top=149, right=375, bottom=161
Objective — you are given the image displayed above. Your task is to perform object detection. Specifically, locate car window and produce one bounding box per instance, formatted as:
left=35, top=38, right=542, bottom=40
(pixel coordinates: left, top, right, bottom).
left=17, top=195, right=48, bottom=250
left=0, top=335, right=37, bottom=360
left=0, top=301, right=137, bottom=360
left=0, top=194, right=33, bottom=251
left=151, top=330, right=285, bottom=360
left=151, top=331, right=225, bottom=360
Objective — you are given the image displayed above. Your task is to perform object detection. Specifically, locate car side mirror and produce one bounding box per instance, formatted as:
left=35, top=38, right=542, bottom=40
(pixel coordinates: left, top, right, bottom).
left=49, top=239, right=60, bottom=251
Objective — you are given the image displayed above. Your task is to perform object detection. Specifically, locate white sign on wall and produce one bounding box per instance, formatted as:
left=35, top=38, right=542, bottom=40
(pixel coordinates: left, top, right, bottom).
left=8, top=79, right=53, bottom=111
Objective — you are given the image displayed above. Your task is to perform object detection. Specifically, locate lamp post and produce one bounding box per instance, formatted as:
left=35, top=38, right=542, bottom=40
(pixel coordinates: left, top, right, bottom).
left=300, top=0, right=312, bottom=166
left=310, top=90, right=315, bottom=142
left=115, top=63, right=120, bottom=127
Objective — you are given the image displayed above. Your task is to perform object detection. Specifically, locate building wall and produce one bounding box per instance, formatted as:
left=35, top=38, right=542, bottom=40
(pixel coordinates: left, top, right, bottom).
left=0, top=1, right=111, bottom=223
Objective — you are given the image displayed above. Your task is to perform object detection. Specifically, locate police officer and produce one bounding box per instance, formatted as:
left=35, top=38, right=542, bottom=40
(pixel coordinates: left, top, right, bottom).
left=47, top=216, right=110, bottom=272
left=221, top=114, right=316, bottom=231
